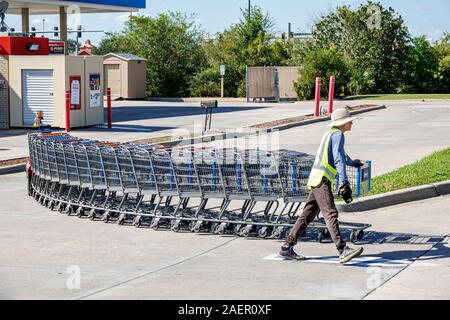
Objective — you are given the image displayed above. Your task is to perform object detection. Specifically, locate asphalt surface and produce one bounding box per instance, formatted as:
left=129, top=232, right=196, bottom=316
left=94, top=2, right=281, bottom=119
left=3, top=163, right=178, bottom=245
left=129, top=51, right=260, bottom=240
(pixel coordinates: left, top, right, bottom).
left=0, top=172, right=448, bottom=299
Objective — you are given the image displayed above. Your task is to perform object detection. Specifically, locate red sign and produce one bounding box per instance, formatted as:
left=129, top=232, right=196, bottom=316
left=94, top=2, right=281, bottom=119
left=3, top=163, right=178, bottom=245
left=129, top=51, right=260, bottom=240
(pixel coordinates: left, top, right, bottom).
left=69, top=76, right=81, bottom=110
left=49, top=41, right=65, bottom=55
left=0, top=37, right=49, bottom=55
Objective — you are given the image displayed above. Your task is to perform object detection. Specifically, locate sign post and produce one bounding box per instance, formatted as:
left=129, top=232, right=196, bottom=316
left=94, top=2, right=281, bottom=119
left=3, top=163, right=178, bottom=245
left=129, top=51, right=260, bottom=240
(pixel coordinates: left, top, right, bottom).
left=220, top=64, right=226, bottom=98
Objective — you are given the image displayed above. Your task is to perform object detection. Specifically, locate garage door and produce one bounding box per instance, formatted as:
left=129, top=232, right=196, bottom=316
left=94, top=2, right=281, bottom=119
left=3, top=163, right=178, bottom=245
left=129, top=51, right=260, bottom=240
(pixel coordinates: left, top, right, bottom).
left=22, top=69, right=54, bottom=126
left=104, top=64, right=121, bottom=98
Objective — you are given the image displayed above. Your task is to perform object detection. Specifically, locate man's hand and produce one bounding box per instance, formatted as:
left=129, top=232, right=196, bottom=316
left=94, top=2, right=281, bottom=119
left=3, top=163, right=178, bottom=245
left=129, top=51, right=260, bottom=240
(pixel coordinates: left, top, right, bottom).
left=338, top=181, right=353, bottom=204
left=354, top=159, right=363, bottom=168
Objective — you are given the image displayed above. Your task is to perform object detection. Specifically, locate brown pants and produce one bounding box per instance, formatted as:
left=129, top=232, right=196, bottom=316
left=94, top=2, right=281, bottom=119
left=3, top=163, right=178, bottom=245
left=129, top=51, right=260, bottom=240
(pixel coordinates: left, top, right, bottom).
left=285, top=178, right=346, bottom=252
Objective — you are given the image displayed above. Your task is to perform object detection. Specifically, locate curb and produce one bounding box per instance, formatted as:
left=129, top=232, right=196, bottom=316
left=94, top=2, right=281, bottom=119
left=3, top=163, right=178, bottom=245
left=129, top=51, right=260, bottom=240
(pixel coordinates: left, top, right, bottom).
left=0, top=163, right=26, bottom=176
left=337, top=180, right=450, bottom=212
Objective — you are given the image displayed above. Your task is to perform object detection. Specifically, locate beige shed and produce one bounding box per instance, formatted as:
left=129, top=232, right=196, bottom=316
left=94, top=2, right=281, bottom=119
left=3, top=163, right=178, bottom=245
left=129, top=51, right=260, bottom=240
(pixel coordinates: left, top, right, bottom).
left=103, top=53, right=147, bottom=99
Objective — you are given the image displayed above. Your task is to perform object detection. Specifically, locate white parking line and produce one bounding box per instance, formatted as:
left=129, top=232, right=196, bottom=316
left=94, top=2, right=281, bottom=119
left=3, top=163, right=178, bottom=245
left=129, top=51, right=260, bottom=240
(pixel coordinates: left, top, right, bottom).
left=262, top=254, right=433, bottom=268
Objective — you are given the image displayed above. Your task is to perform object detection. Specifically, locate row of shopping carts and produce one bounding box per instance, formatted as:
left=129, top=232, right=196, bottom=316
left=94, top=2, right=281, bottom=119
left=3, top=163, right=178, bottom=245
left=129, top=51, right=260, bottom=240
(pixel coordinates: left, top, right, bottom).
left=27, top=130, right=371, bottom=242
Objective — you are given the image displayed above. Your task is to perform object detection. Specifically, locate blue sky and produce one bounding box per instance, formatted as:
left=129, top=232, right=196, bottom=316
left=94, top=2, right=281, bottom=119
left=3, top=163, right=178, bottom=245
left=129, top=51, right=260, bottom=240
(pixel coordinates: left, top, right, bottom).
left=5, top=0, right=450, bottom=45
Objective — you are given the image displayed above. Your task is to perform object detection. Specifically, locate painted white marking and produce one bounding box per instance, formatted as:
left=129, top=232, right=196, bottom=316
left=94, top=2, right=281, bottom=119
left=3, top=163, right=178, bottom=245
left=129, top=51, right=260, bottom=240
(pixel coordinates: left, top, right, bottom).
left=263, top=254, right=287, bottom=261
left=263, top=254, right=425, bottom=268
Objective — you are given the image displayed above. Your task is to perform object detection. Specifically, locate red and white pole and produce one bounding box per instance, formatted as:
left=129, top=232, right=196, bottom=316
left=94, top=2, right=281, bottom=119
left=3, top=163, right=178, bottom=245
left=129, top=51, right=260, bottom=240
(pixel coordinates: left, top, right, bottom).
left=107, top=88, right=112, bottom=129
left=65, top=90, right=71, bottom=132
left=314, top=77, right=321, bottom=117
left=328, top=76, right=336, bottom=114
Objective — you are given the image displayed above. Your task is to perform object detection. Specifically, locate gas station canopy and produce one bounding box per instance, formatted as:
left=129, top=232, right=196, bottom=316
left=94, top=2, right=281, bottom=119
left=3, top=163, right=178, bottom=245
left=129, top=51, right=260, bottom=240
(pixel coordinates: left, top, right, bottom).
left=6, top=0, right=146, bottom=14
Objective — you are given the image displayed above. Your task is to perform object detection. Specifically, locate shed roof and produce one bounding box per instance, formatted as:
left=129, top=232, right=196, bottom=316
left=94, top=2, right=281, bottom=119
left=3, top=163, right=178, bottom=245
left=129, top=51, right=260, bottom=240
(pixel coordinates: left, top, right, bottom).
left=104, top=53, right=147, bottom=61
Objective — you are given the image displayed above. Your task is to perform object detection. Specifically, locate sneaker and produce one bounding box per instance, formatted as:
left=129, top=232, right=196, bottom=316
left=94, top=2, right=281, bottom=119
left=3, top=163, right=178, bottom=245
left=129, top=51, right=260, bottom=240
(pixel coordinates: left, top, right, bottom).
left=339, top=246, right=364, bottom=264
left=279, top=245, right=305, bottom=261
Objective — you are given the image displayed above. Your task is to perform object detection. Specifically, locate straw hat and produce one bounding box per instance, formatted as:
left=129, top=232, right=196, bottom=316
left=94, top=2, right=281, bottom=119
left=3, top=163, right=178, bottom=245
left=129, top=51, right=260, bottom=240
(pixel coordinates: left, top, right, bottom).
left=327, top=108, right=361, bottom=127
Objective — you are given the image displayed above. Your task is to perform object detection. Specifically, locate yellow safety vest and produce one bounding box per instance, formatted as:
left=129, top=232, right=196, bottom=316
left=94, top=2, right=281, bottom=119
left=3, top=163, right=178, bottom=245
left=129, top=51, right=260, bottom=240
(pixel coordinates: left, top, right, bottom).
left=307, top=128, right=340, bottom=190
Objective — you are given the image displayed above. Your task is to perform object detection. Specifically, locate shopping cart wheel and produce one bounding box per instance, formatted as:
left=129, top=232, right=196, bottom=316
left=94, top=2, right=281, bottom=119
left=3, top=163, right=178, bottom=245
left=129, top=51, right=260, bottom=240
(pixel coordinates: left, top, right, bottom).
left=57, top=203, right=65, bottom=213
left=171, top=220, right=181, bottom=232
left=209, top=222, right=218, bottom=233
left=350, top=230, right=364, bottom=243
left=102, top=211, right=110, bottom=223
left=349, top=231, right=361, bottom=244
left=133, top=216, right=142, bottom=228
left=318, top=229, right=324, bottom=243
left=357, top=230, right=364, bottom=241
left=190, top=220, right=202, bottom=233
left=215, top=223, right=227, bottom=235
left=151, top=218, right=160, bottom=230
left=240, top=225, right=252, bottom=237
left=258, top=227, right=269, bottom=239
left=76, top=207, right=85, bottom=218
left=88, top=209, right=96, bottom=220
left=117, top=214, right=126, bottom=225
left=48, top=200, right=55, bottom=211
left=233, top=224, right=242, bottom=235
left=64, top=205, right=73, bottom=215
left=318, top=229, right=331, bottom=243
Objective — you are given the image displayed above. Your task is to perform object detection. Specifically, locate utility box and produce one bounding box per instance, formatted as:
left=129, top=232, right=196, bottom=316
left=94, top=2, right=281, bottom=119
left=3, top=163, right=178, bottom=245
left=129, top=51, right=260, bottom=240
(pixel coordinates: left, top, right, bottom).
left=103, top=53, right=147, bottom=99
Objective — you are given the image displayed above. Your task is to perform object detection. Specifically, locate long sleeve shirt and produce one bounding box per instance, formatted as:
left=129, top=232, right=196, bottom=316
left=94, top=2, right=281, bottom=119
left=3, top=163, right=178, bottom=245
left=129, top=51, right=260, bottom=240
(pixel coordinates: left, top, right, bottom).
left=327, top=130, right=356, bottom=184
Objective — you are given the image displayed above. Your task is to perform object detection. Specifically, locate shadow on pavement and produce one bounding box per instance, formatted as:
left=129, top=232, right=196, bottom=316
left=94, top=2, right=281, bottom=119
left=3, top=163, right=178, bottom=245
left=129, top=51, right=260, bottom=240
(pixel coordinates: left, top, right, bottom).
left=297, top=230, right=449, bottom=267
left=106, top=105, right=267, bottom=122
left=0, top=129, right=31, bottom=138
left=76, top=124, right=176, bottom=133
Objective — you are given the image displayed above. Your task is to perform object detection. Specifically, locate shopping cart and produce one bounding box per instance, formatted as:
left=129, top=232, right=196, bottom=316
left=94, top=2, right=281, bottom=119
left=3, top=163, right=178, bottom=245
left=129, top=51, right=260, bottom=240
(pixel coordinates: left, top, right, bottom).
left=27, top=131, right=372, bottom=244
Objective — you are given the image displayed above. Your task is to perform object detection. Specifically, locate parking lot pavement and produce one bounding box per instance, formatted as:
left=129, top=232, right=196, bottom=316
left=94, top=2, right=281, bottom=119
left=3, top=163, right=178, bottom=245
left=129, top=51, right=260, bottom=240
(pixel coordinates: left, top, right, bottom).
left=0, top=172, right=449, bottom=300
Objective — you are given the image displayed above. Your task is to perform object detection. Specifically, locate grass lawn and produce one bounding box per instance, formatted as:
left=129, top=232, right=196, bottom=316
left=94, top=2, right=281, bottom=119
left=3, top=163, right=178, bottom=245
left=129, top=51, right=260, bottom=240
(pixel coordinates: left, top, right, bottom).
left=342, top=93, right=450, bottom=100
left=367, top=148, right=450, bottom=196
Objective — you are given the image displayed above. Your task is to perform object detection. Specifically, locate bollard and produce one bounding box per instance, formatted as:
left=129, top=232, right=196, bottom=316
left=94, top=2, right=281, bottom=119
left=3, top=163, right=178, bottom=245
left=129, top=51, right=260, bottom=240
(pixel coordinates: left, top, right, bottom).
left=314, top=77, right=321, bottom=117
left=328, top=76, right=335, bottom=114
left=107, top=87, right=112, bottom=129
left=65, top=90, right=71, bottom=132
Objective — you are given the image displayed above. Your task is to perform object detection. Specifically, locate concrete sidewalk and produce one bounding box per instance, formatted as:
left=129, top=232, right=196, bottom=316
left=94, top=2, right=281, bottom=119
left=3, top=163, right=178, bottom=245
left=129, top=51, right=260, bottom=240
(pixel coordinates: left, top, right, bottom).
left=0, top=171, right=449, bottom=299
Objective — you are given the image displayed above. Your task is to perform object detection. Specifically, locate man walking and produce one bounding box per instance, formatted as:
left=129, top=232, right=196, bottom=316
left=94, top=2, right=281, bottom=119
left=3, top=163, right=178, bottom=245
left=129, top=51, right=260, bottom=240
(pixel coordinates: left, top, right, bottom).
left=279, top=108, right=364, bottom=264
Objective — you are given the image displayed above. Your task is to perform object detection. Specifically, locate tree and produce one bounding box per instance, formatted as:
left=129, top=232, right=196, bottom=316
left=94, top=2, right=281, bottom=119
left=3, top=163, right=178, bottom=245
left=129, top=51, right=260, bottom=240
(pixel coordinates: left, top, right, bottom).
left=433, top=33, right=450, bottom=92
left=298, top=1, right=411, bottom=96
left=190, top=5, right=291, bottom=97
left=293, top=45, right=350, bottom=100
left=96, top=13, right=206, bottom=97
left=404, top=36, right=440, bottom=93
